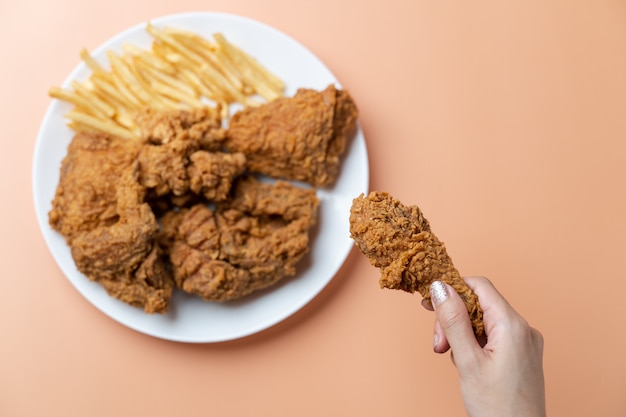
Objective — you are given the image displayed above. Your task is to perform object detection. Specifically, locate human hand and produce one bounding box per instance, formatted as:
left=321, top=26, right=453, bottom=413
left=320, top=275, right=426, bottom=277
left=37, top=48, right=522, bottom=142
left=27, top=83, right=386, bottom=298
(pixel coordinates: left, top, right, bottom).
left=425, top=277, right=546, bottom=417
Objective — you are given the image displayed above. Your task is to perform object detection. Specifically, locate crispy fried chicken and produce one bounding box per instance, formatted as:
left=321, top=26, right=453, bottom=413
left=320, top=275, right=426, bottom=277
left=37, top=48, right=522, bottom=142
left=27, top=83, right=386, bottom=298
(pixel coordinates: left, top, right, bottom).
left=225, top=84, right=358, bottom=187
left=136, top=107, right=245, bottom=201
left=49, top=131, right=173, bottom=313
left=49, top=83, right=357, bottom=313
left=349, top=192, right=484, bottom=335
left=187, top=151, right=246, bottom=201
left=160, top=176, right=319, bottom=301
left=48, top=130, right=142, bottom=238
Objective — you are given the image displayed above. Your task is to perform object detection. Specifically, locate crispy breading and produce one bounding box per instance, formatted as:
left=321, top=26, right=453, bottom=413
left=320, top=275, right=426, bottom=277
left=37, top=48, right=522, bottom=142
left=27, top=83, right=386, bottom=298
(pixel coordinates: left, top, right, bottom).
left=187, top=151, right=246, bottom=201
left=160, top=176, right=319, bottom=301
left=225, top=84, right=358, bottom=187
left=48, top=87, right=352, bottom=313
left=49, top=131, right=173, bottom=313
left=136, top=107, right=231, bottom=197
left=136, top=107, right=225, bottom=149
left=349, top=191, right=484, bottom=335
left=48, top=131, right=142, bottom=238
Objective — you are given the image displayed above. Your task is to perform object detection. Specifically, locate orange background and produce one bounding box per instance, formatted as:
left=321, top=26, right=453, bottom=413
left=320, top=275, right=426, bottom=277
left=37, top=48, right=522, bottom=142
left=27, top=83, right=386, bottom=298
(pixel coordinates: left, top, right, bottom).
left=2, top=1, right=626, bottom=416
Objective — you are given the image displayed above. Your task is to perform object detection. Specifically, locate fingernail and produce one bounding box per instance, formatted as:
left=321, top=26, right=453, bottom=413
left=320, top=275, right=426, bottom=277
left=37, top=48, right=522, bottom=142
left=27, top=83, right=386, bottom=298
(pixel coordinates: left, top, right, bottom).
left=433, top=333, right=439, bottom=350
left=430, top=281, right=449, bottom=308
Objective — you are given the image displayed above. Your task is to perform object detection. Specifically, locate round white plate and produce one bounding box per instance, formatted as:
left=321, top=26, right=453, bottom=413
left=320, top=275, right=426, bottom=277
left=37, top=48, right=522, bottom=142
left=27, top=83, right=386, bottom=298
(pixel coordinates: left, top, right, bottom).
left=32, top=12, right=369, bottom=343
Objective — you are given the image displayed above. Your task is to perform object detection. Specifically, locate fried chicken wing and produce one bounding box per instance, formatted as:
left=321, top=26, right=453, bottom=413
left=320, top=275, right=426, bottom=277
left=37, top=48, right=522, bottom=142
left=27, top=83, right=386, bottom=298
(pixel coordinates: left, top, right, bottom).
left=349, top=191, right=484, bottom=335
left=226, top=84, right=358, bottom=187
left=49, top=131, right=173, bottom=313
left=160, top=177, right=319, bottom=301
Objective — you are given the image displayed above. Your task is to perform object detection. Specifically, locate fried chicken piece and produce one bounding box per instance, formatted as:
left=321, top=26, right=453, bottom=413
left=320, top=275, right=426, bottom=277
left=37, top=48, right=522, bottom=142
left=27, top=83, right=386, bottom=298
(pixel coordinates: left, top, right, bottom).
left=136, top=107, right=230, bottom=197
left=49, top=131, right=142, bottom=238
left=69, top=169, right=173, bottom=313
left=226, top=84, right=358, bottom=187
left=97, top=245, right=171, bottom=314
left=69, top=171, right=157, bottom=281
left=188, top=151, right=246, bottom=201
left=349, top=191, right=484, bottom=335
left=49, top=131, right=173, bottom=313
left=136, top=106, right=225, bottom=149
left=160, top=177, right=319, bottom=301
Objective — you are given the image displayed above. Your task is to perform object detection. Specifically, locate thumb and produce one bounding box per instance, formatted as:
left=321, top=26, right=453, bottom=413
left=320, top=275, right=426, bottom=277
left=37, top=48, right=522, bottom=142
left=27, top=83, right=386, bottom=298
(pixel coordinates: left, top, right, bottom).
left=430, top=281, right=481, bottom=367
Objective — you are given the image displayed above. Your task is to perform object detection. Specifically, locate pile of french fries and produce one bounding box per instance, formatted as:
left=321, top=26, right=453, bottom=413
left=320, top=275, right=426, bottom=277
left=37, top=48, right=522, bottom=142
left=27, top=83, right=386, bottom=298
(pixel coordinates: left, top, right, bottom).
left=49, top=23, right=285, bottom=140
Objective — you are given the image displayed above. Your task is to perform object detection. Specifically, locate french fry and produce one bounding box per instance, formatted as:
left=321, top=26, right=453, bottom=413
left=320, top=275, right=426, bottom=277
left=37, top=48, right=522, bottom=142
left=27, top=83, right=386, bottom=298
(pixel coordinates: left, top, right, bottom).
left=171, top=31, right=245, bottom=92
left=214, top=33, right=284, bottom=91
left=109, top=51, right=156, bottom=106
left=70, top=80, right=116, bottom=117
left=89, top=74, right=131, bottom=110
left=127, top=58, right=180, bottom=110
left=65, top=111, right=138, bottom=141
left=79, top=48, right=106, bottom=74
left=146, top=23, right=204, bottom=67
left=50, top=23, right=285, bottom=140
left=137, top=60, right=198, bottom=98
left=113, top=110, right=138, bottom=130
left=152, top=82, right=204, bottom=108
left=177, top=66, right=216, bottom=100
left=122, top=43, right=177, bottom=75
left=49, top=87, right=95, bottom=113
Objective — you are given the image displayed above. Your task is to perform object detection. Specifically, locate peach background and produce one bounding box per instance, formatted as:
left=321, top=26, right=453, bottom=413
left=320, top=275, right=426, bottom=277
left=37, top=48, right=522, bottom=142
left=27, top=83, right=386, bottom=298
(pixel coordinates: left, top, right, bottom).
left=2, top=0, right=626, bottom=416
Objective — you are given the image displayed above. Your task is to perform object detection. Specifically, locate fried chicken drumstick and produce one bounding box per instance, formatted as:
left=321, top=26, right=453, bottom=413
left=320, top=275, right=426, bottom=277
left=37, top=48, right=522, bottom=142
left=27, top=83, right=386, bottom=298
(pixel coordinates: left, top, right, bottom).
left=349, top=191, right=484, bottom=335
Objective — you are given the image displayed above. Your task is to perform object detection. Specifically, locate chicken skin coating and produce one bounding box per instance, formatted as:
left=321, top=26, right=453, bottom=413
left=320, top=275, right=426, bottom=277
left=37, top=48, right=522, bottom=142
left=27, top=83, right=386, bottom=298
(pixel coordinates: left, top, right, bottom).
left=49, top=131, right=173, bottom=313
left=349, top=191, right=484, bottom=335
left=226, top=84, right=358, bottom=187
left=160, top=177, right=319, bottom=301
left=136, top=107, right=228, bottom=197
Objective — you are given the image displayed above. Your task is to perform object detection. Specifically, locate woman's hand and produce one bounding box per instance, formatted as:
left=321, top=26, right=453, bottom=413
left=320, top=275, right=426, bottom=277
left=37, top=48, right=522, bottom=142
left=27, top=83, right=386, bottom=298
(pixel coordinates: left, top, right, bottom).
left=426, top=276, right=546, bottom=417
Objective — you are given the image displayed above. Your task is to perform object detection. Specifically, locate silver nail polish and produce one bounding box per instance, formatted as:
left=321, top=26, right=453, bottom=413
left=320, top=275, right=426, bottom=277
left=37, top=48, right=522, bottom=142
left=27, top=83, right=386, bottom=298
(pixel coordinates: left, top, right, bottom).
left=429, top=280, right=448, bottom=307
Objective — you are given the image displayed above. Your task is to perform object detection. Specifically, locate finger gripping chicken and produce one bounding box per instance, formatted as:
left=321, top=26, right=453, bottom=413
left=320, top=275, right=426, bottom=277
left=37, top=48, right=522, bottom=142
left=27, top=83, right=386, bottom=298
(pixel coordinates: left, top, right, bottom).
left=349, top=191, right=484, bottom=335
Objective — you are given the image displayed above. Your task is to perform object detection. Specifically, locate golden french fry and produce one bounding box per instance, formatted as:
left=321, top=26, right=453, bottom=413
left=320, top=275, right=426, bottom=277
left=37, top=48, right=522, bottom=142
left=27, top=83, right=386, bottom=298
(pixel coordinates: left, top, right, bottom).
left=147, top=23, right=204, bottom=67
left=214, top=33, right=284, bottom=92
left=110, top=74, right=143, bottom=109
left=138, top=60, right=198, bottom=98
left=171, top=31, right=245, bottom=92
left=107, top=50, right=148, bottom=108
left=214, top=47, right=282, bottom=100
left=65, top=111, right=138, bottom=141
left=127, top=58, right=180, bottom=110
left=89, top=75, right=130, bottom=109
left=113, top=110, right=139, bottom=130
left=150, top=81, right=205, bottom=108
left=80, top=49, right=107, bottom=74
left=70, top=80, right=116, bottom=117
left=49, top=87, right=94, bottom=111
left=51, top=24, right=285, bottom=140
left=122, top=43, right=177, bottom=74
left=177, top=66, right=216, bottom=99
left=109, top=51, right=156, bottom=106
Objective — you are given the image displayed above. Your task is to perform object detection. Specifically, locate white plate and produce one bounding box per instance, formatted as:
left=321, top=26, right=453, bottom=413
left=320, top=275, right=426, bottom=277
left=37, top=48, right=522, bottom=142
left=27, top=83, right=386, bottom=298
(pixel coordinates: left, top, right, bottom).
left=32, top=12, right=369, bottom=343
